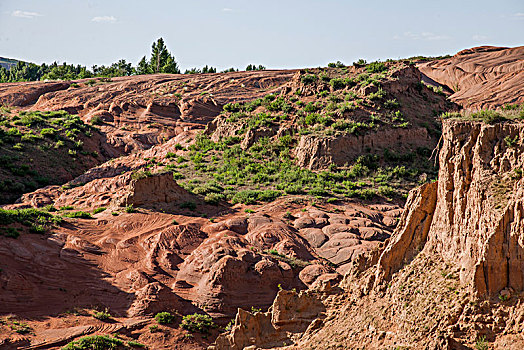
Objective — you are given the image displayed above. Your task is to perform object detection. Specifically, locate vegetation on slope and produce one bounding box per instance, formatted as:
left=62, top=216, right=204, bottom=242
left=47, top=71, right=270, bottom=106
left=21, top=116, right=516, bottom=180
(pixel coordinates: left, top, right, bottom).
left=0, top=107, right=99, bottom=203
left=441, top=103, right=524, bottom=124
left=146, top=62, right=450, bottom=205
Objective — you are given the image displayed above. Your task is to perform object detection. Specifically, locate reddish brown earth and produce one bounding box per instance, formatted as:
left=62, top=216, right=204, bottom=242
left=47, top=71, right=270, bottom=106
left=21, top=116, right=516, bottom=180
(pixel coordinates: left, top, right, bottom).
left=1, top=46, right=523, bottom=349
left=418, top=46, right=524, bottom=109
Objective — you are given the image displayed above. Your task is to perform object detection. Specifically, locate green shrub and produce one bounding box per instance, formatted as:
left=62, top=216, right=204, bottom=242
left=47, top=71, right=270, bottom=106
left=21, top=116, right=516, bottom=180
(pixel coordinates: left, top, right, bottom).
left=63, top=211, right=92, bottom=219
left=301, top=74, right=317, bottom=85
left=125, top=205, right=137, bottom=213
left=0, top=208, right=61, bottom=231
left=353, top=59, right=367, bottom=67
left=92, top=310, right=111, bottom=321
left=180, top=313, right=216, bottom=334
left=40, top=128, right=57, bottom=137
left=329, top=78, right=346, bottom=90
left=155, top=312, right=175, bottom=324
left=471, top=110, right=503, bottom=124
left=90, top=116, right=103, bottom=125
left=223, top=102, right=242, bottom=113
left=368, top=87, right=386, bottom=100
left=9, top=321, right=32, bottom=334
left=127, top=340, right=146, bottom=348
left=62, top=335, right=124, bottom=350
left=131, top=170, right=152, bottom=180
left=204, top=192, right=225, bottom=205
left=328, top=61, right=345, bottom=68
left=93, top=207, right=106, bottom=214
left=366, top=61, right=387, bottom=73
left=179, top=201, right=196, bottom=210
left=1, top=227, right=20, bottom=238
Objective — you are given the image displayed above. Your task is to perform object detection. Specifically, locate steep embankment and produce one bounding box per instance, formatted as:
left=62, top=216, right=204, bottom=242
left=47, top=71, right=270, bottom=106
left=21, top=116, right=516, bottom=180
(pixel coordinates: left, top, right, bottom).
left=213, top=117, right=524, bottom=349
left=418, top=46, right=524, bottom=109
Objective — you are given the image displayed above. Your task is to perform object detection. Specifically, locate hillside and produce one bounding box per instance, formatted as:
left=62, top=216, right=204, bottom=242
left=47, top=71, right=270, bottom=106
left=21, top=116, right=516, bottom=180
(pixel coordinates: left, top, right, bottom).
left=0, top=57, right=18, bottom=70
left=418, top=46, right=524, bottom=109
left=0, top=46, right=523, bottom=349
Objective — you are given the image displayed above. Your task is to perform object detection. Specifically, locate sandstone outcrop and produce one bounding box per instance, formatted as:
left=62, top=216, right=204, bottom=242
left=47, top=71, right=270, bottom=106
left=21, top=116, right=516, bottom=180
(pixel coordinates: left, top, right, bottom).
left=211, top=290, right=325, bottom=350
left=294, top=127, right=432, bottom=169
left=418, top=46, right=524, bottom=109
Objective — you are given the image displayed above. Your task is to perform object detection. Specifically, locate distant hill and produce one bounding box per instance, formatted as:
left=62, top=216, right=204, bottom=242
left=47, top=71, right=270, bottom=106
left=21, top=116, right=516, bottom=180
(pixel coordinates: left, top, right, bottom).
left=0, top=57, right=19, bottom=70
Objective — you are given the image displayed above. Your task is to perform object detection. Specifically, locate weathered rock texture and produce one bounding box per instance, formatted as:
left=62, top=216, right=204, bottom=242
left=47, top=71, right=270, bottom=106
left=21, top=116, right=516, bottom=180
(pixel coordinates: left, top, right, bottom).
left=211, top=290, right=325, bottom=350
left=377, top=119, right=524, bottom=295
left=295, top=127, right=432, bottom=169
left=418, top=46, right=524, bottom=109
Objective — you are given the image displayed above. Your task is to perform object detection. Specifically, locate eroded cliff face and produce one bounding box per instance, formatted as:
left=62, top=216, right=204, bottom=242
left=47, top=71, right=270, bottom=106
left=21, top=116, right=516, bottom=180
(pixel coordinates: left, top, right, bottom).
left=428, top=120, right=524, bottom=295
left=378, top=120, right=524, bottom=295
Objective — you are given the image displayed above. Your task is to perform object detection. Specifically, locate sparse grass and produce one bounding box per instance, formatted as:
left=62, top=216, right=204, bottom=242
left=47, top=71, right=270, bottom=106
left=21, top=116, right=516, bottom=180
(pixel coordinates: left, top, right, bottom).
left=441, top=105, right=524, bottom=124
left=265, top=249, right=310, bottom=268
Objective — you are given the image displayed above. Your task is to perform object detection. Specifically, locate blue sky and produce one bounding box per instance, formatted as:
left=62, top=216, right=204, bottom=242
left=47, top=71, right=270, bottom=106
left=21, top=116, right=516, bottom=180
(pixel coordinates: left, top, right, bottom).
left=0, top=0, right=523, bottom=70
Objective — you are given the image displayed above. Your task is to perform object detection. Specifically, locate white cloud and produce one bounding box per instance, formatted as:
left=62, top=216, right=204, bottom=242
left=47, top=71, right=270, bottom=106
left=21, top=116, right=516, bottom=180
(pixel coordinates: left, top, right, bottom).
left=514, top=12, right=524, bottom=19
left=393, top=31, right=449, bottom=41
left=222, top=8, right=234, bottom=12
left=472, top=34, right=489, bottom=41
left=11, top=10, right=43, bottom=19
left=91, top=15, right=117, bottom=23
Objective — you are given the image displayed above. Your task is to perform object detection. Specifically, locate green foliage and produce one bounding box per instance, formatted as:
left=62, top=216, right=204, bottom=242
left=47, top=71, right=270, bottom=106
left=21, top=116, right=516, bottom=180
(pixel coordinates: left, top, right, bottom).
left=0, top=208, right=61, bottom=235
left=184, top=65, right=217, bottom=74
left=231, top=189, right=281, bottom=204
left=93, top=207, right=106, bottom=214
left=180, top=313, right=216, bottom=334
left=127, top=340, right=146, bottom=348
left=353, top=59, right=367, bottom=67
left=329, top=78, right=346, bottom=90
left=62, top=335, right=125, bottom=350
left=504, top=135, right=519, bottom=147
left=366, top=61, right=388, bottom=73
left=327, top=61, right=345, bottom=68
left=9, top=321, right=32, bottom=334
left=368, top=87, right=386, bottom=100
left=245, top=64, right=266, bottom=71
left=92, top=310, right=111, bottom=321
left=131, top=170, right=152, bottom=180
left=63, top=211, right=92, bottom=219
left=155, top=312, right=175, bottom=324
left=179, top=201, right=196, bottom=210
left=140, top=38, right=180, bottom=74
left=471, top=110, right=503, bottom=124
left=474, top=336, right=488, bottom=350
left=125, top=205, right=137, bottom=213
left=301, top=74, right=317, bottom=85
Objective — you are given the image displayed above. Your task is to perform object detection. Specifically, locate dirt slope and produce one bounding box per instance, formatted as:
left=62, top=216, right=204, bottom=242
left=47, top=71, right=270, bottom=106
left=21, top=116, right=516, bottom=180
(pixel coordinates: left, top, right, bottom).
left=418, top=46, right=524, bottom=109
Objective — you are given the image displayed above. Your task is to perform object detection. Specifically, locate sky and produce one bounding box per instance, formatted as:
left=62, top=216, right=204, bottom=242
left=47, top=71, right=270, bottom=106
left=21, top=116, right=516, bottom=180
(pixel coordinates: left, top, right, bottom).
left=0, top=0, right=523, bottom=71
